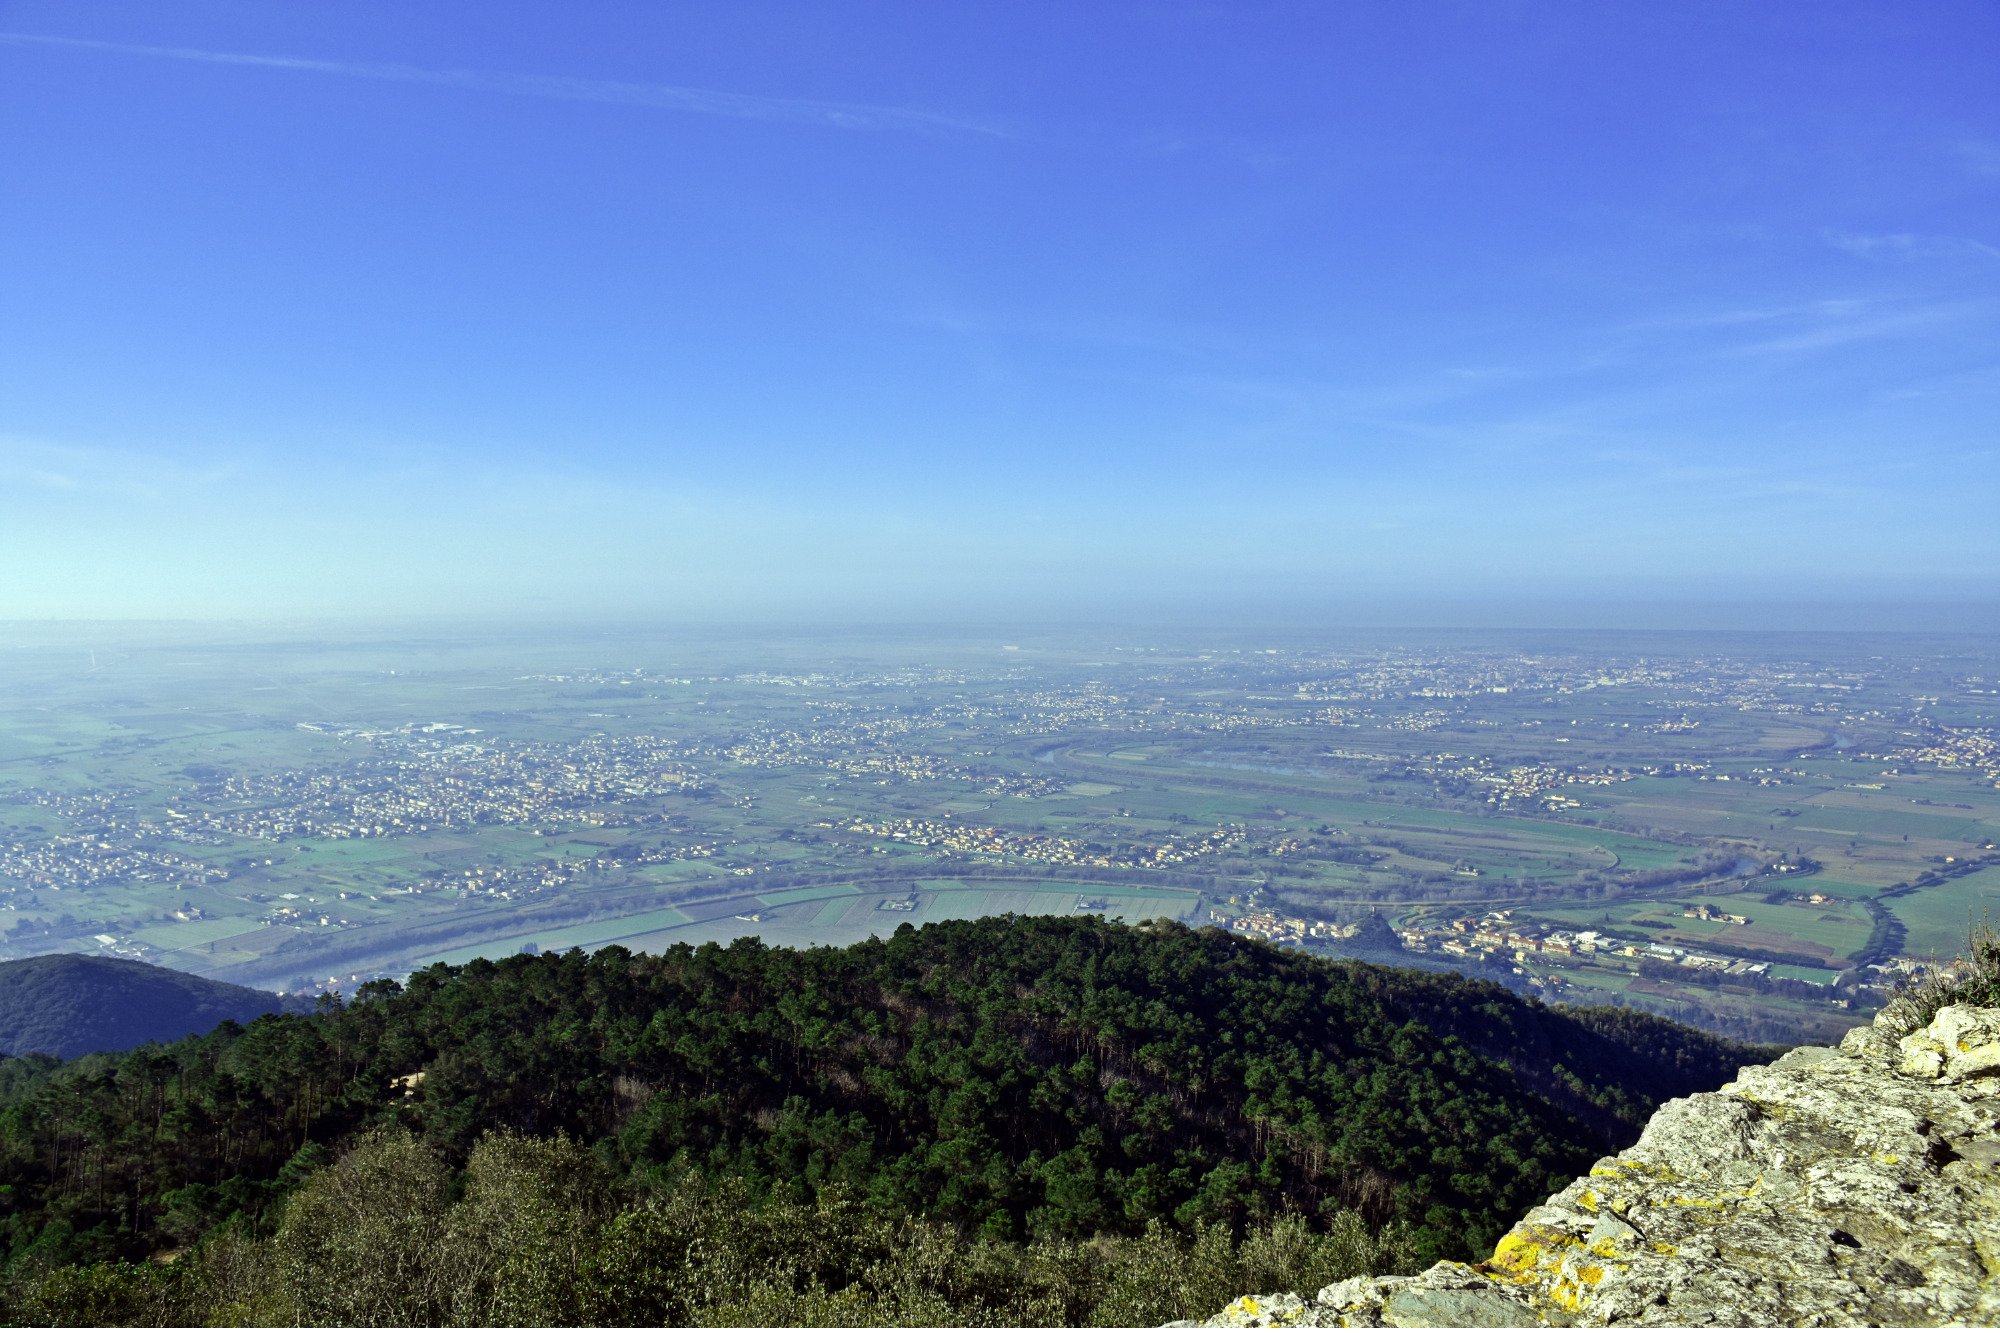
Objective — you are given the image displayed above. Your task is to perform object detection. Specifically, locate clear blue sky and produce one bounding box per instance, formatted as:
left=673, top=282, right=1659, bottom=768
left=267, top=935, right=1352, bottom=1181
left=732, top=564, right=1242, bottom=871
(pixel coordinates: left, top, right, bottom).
left=2, top=2, right=1996, bottom=626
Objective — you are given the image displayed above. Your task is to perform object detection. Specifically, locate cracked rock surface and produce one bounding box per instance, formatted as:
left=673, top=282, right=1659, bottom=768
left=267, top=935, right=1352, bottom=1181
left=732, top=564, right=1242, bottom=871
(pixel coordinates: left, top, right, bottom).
left=1197, top=1004, right=2000, bottom=1327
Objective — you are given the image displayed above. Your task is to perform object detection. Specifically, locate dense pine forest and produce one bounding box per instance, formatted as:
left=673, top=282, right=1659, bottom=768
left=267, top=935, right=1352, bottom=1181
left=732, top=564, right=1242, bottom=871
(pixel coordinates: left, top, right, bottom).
left=0, top=917, right=1768, bottom=1325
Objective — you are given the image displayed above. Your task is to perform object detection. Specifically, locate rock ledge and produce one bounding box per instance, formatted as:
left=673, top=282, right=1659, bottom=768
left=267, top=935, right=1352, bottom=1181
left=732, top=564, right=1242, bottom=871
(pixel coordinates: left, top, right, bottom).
left=1199, top=1004, right=2000, bottom=1327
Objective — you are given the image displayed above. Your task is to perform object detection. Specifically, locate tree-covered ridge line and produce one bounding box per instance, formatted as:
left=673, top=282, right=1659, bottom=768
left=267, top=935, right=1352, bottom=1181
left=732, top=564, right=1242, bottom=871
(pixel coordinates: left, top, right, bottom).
left=0, top=917, right=1767, bottom=1298
left=0, top=954, right=312, bottom=1061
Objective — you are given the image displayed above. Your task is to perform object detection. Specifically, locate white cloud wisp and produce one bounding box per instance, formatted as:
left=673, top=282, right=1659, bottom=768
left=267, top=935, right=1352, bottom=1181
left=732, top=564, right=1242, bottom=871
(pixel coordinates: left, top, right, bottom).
left=0, top=31, right=1007, bottom=138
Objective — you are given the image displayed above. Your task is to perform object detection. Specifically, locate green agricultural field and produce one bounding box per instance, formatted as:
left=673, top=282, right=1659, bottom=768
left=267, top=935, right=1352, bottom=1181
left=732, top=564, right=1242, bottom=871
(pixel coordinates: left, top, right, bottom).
left=1799, top=795, right=1995, bottom=844
left=758, top=884, right=863, bottom=908
left=1682, top=895, right=1871, bottom=960
left=811, top=895, right=859, bottom=926
left=1777, top=875, right=1882, bottom=900
left=1528, top=891, right=1868, bottom=966
left=1084, top=784, right=1268, bottom=824
left=288, top=839, right=430, bottom=868
left=1084, top=754, right=1693, bottom=882
left=1890, top=866, right=2000, bottom=960
left=134, top=917, right=257, bottom=952
left=1288, top=862, right=1377, bottom=891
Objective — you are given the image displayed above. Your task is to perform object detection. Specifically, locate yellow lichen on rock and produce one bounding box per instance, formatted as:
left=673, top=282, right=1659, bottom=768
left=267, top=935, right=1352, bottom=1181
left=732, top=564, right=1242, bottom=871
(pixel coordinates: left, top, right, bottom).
left=1484, top=1229, right=1547, bottom=1283
left=1208, top=1293, right=1312, bottom=1327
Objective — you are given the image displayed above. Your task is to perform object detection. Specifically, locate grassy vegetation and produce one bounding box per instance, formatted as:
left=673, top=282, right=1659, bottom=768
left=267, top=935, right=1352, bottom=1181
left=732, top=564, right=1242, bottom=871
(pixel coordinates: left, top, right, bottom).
left=1889, top=921, right=2000, bottom=1025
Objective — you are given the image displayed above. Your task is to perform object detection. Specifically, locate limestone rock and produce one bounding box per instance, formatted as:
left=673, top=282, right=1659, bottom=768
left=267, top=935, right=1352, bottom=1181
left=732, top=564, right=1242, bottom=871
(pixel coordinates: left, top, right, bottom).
left=1196, top=1005, right=2000, bottom=1328
left=1898, top=1030, right=1948, bottom=1079
left=1203, top=1292, right=1315, bottom=1327
left=1933, top=1004, right=2000, bottom=1080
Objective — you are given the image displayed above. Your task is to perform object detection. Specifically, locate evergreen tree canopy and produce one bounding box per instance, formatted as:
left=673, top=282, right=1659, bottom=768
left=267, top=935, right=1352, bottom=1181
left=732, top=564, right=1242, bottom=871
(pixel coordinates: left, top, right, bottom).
left=0, top=916, right=1765, bottom=1279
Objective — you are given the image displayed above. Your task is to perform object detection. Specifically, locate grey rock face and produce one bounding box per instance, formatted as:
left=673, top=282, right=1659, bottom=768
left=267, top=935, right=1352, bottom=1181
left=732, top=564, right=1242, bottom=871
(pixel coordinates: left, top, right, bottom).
left=1197, top=1004, right=2000, bottom=1328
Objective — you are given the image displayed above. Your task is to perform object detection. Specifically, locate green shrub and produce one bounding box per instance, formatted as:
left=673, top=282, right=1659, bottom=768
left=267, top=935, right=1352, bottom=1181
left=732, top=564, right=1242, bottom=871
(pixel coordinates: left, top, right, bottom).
left=1888, top=920, right=2000, bottom=1027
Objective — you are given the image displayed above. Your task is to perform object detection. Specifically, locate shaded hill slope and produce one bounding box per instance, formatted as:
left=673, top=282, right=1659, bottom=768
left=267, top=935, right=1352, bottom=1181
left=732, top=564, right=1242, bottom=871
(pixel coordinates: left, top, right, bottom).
left=0, top=954, right=307, bottom=1060
left=1203, top=1002, right=2000, bottom=1327
left=0, top=917, right=1769, bottom=1272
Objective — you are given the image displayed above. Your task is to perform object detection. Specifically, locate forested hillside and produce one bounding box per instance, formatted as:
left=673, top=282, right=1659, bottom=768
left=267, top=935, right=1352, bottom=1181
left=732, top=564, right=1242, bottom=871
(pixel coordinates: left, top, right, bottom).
left=0, top=917, right=1768, bottom=1324
left=0, top=954, right=308, bottom=1060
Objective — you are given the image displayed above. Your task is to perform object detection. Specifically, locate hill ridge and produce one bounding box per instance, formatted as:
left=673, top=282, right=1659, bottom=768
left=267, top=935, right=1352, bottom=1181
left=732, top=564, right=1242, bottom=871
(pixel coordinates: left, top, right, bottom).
left=0, top=916, right=1763, bottom=1272
left=0, top=952, right=304, bottom=1060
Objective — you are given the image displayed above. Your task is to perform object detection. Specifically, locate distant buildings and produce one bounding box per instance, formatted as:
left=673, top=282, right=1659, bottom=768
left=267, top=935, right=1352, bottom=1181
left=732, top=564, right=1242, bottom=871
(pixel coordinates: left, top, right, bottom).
left=1207, top=907, right=1356, bottom=947
left=1684, top=903, right=1751, bottom=925
left=1392, top=910, right=1769, bottom=978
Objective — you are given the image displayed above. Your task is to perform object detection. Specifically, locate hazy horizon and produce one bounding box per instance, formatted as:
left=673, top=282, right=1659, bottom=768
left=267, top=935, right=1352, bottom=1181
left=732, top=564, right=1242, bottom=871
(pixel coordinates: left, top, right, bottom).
left=5, top=601, right=1999, bottom=641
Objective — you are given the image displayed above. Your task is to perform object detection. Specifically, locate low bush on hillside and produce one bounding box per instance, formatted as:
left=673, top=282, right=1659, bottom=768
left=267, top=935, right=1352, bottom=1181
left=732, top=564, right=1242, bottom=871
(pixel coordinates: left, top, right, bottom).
left=1890, top=920, right=2000, bottom=1026
left=2, top=1127, right=1423, bottom=1327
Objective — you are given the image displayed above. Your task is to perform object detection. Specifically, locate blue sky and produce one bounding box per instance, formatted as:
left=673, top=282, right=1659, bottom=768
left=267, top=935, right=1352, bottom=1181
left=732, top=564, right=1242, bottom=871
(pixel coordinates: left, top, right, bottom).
left=2, top=2, right=1996, bottom=626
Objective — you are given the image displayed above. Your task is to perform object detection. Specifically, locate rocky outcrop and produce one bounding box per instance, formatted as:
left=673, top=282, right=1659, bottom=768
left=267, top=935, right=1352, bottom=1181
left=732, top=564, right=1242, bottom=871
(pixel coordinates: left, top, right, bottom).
left=1200, top=1004, right=2000, bottom=1327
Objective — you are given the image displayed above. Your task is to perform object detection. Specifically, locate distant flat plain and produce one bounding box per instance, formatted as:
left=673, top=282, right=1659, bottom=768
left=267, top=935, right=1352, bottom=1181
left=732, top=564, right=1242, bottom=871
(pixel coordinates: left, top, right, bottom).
left=1, top=623, right=1994, bottom=1042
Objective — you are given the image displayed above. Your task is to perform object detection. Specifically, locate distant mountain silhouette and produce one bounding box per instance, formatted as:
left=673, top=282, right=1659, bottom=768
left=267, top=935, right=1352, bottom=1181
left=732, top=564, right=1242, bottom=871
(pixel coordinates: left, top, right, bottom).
left=0, top=954, right=309, bottom=1059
